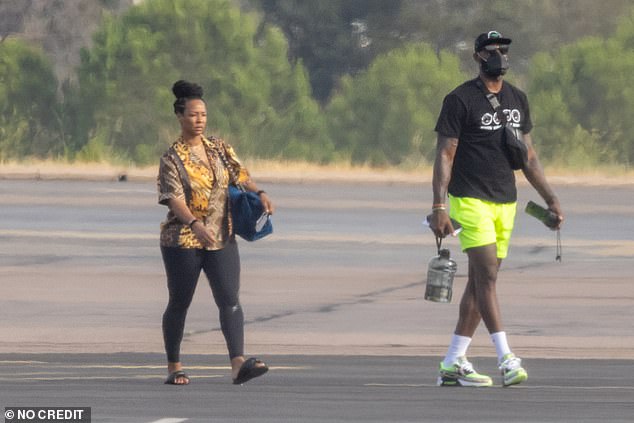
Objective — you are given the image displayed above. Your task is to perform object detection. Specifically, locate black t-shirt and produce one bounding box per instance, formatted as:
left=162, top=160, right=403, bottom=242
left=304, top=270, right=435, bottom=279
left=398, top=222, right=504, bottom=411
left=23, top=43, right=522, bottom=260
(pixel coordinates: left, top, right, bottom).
left=434, top=78, right=532, bottom=203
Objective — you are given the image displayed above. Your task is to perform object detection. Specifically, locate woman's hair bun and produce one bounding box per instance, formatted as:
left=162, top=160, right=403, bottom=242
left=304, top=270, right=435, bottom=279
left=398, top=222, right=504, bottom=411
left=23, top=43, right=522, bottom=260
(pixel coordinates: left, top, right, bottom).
left=172, top=80, right=204, bottom=99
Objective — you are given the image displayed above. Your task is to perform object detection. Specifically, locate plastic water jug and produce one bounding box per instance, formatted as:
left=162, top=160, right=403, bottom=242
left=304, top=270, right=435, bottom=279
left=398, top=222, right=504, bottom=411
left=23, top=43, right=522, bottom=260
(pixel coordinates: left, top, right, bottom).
left=424, top=248, right=457, bottom=303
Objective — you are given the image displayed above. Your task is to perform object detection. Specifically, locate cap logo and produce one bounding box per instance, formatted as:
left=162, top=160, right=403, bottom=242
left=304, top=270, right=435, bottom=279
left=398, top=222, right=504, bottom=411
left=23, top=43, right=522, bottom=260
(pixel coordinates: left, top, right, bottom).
left=488, top=31, right=502, bottom=39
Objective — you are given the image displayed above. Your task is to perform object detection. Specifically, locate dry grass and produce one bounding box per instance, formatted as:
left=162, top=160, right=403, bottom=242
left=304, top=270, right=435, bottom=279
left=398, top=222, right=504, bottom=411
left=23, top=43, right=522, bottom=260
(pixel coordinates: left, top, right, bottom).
left=1, top=158, right=633, bottom=186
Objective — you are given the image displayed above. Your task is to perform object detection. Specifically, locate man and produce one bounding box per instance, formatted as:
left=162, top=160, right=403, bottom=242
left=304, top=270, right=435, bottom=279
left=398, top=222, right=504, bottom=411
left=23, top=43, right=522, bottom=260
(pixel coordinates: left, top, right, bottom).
left=429, top=30, right=563, bottom=387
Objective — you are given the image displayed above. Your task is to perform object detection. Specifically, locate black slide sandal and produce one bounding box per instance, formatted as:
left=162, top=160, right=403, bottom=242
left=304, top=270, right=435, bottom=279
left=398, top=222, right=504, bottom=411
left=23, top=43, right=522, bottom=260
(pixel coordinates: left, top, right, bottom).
left=233, top=358, right=268, bottom=385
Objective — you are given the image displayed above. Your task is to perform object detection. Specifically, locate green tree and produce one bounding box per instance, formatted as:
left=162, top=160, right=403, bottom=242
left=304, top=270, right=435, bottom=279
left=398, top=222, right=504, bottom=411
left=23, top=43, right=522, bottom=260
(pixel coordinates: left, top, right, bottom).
left=528, top=8, right=634, bottom=166
left=0, top=39, right=61, bottom=160
left=249, top=0, right=631, bottom=103
left=326, top=42, right=466, bottom=165
left=72, top=0, right=329, bottom=164
left=251, top=0, right=404, bottom=103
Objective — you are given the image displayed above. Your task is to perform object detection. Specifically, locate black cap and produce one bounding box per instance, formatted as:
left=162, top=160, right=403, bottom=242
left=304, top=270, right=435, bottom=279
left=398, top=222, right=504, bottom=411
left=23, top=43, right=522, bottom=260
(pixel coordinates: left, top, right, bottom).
left=474, top=30, right=512, bottom=52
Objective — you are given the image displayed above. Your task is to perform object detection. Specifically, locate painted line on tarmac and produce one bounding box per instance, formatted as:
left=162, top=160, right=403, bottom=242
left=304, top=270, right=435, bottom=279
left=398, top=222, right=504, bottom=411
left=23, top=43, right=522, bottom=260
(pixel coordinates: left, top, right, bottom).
left=4, top=363, right=305, bottom=371
left=5, top=228, right=632, bottom=250
left=148, top=419, right=188, bottom=423
left=520, top=385, right=634, bottom=391
left=46, top=364, right=229, bottom=370
left=66, top=365, right=304, bottom=370
left=0, top=374, right=223, bottom=381
left=365, top=383, right=430, bottom=388
left=364, top=383, right=634, bottom=390
left=0, top=229, right=155, bottom=241
left=0, top=364, right=304, bottom=382
left=0, top=363, right=226, bottom=370
left=0, top=228, right=421, bottom=245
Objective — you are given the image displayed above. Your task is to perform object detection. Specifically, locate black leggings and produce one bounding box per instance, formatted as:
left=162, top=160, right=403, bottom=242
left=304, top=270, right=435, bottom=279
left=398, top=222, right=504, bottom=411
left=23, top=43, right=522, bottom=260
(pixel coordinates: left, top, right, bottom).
left=161, top=239, right=244, bottom=362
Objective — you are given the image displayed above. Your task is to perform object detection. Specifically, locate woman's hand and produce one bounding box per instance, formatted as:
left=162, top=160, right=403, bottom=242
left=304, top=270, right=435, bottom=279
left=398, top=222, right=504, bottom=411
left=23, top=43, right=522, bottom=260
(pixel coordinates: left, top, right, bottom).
left=191, top=221, right=214, bottom=246
left=259, top=192, right=275, bottom=215
left=167, top=199, right=215, bottom=245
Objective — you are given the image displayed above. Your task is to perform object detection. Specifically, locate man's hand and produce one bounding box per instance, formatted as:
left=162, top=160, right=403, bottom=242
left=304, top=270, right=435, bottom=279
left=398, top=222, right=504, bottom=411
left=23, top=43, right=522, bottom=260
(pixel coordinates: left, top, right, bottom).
left=429, top=210, right=457, bottom=238
left=546, top=197, right=564, bottom=230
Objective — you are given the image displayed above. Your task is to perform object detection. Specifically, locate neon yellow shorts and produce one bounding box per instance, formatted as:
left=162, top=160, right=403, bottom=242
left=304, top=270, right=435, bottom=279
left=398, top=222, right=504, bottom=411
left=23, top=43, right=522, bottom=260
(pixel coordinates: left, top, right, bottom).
left=448, top=195, right=517, bottom=259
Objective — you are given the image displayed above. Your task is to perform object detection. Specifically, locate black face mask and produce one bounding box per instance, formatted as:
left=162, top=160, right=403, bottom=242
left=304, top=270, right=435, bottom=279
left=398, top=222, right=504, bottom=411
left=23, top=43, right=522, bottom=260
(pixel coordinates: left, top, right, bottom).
left=479, top=50, right=509, bottom=77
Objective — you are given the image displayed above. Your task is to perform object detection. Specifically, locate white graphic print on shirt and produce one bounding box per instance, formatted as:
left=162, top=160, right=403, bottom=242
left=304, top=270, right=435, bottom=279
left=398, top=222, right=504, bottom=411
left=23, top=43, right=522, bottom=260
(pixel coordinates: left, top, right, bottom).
left=480, top=108, right=521, bottom=130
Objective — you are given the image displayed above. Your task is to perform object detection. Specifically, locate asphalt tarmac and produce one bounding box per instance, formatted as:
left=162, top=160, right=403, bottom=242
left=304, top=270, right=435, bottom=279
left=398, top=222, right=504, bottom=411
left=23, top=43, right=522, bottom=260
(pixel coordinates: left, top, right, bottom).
left=1, top=176, right=633, bottom=422
left=1, top=353, right=633, bottom=422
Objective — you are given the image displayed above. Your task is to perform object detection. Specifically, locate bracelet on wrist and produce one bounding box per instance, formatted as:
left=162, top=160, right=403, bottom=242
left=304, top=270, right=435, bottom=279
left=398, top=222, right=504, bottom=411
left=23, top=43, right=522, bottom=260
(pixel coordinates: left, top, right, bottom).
left=431, top=206, right=447, bottom=213
left=188, top=218, right=199, bottom=228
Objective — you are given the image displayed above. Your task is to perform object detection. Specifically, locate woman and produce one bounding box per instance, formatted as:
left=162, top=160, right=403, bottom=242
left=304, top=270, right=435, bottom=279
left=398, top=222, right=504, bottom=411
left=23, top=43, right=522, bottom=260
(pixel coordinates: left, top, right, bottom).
left=157, top=80, right=274, bottom=385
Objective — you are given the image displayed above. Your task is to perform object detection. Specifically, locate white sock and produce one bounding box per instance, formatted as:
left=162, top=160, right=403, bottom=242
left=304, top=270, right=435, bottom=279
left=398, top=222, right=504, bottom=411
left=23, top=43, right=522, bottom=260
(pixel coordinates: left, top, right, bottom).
left=442, top=334, right=472, bottom=367
left=491, top=331, right=512, bottom=362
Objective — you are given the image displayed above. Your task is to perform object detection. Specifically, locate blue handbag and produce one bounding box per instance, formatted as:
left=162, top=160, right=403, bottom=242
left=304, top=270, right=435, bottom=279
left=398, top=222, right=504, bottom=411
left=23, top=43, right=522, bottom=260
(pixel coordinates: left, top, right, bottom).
left=215, top=139, right=273, bottom=241
left=228, top=185, right=273, bottom=241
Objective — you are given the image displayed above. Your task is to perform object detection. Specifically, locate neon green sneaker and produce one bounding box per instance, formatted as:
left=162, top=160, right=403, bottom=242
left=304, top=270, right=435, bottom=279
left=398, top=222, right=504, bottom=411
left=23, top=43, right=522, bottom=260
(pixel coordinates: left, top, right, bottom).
left=437, top=356, right=493, bottom=387
left=499, top=353, right=528, bottom=387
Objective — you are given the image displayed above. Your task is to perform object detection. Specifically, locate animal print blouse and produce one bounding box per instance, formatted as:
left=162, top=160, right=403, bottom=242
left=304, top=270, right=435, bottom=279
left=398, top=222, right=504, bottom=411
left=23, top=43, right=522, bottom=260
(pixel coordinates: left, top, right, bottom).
left=157, top=135, right=250, bottom=250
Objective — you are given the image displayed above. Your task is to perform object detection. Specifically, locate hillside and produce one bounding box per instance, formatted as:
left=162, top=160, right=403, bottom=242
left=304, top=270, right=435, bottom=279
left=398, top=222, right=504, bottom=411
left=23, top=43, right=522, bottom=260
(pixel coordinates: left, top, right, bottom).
left=0, top=0, right=134, bottom=83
